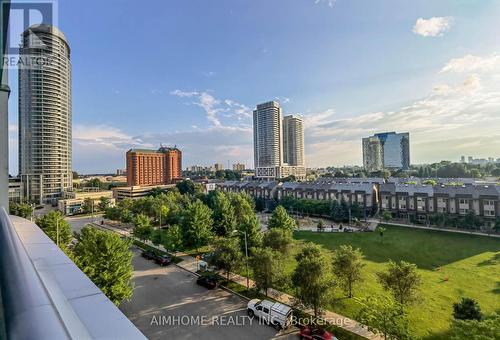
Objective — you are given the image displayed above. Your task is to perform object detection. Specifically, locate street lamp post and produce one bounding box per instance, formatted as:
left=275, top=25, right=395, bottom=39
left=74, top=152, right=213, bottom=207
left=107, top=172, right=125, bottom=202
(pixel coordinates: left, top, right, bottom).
left=233, top=229, right=249, bottom=290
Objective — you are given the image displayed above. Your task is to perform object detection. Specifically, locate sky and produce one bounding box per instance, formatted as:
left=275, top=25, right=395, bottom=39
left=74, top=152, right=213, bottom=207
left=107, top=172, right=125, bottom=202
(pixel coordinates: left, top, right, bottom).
left=7, top=0, right=500, bottom=174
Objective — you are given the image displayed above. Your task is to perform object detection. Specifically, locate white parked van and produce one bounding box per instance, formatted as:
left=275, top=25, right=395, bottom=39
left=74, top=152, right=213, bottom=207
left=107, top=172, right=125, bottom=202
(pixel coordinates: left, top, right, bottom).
left=247, top=299, right=293, bottom=330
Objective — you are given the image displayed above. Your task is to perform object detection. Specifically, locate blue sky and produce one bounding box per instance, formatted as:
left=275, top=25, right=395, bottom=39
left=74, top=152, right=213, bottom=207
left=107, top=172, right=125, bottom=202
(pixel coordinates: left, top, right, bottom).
left=7, top=0, right=500, bottom=173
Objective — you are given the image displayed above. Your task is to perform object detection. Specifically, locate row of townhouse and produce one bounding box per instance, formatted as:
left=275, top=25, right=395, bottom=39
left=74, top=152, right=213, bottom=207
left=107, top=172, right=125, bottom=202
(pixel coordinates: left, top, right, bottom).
left=217, top=180, right=500, bottom=225
left=380, top=183, right=500, bottom=224
left=217, top=180, right=379, bottom=216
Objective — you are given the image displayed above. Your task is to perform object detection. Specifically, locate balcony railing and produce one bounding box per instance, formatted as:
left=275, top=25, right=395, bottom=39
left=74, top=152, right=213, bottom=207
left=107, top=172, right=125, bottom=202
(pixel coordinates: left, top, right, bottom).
left=0, top=207, right=145, bottom=339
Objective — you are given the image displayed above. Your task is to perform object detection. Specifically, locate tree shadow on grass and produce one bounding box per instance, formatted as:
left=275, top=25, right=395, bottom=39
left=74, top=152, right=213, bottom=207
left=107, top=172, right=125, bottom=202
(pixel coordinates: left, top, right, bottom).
left=492, top=281, right=500, bottom=295
left=477, top=252, right=500, bottom=266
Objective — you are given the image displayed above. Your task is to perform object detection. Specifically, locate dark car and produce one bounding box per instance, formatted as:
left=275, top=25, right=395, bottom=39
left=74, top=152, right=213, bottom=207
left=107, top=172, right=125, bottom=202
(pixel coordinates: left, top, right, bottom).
left=154, top=254, right=172, bottom=266
left=299, top=326, right=336, bottom=340
left=196, top=274, right=219, bottom=290
left=141, top=250, right=156, bottom=260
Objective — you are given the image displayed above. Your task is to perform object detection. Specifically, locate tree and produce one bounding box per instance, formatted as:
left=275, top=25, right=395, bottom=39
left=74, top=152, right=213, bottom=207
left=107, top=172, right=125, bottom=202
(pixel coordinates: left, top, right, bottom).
left=262, top=228, right=293, bottom=254
left=268, top=206, right=296, bottom=233
left=292, top=243, right=334, bottom=318
left=176, top=179, right=196, bottom=195
left=453, top=297, right=483, bottom=321
left=211, top=191, right=236, bottom=236
left=81, top=197, right=95, bottom=214
left=449, top=313, right=499, bottom=340
left=36, top=211, right=73, bottom=247
left=132, top=213, right=152, bottom=242
left=332, top=245, right=365, bottom=298
left=250, top=247, right=286, bottom=296
left=356, top=295, right=411, bottom=340
left=162, top=225, right=183, bottom=255
left=181, top=200, right=213, bottom=252
left=377, top=226, right=387, bottom=238
left=208, top=236, right=242, bottom=284
left=382, top=210, right=392, bottom=222
left=152, top=200, right=169, bottom=227
left=377, top=260, right=422, bottom=308
left=97, top=196, right=111, bottom=211
left=230, top=193, right=262, bottom=251
left=73, top=227, right=133, bottom=305
left=9, top=202, right=33, bottom=219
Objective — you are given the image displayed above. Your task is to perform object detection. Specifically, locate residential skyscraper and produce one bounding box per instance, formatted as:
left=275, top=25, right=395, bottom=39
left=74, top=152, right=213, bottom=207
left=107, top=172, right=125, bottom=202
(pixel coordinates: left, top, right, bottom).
left=19, top=25, right=72, bottom=204
left=126, top=147, right=182, bottom=186
left=253, top=101, right=305, bottom=180
left=283, top=115, right=305, bottom=167
left=253, top=101, right=283, bottom=177
left=363, top=132, right=410, bottom=171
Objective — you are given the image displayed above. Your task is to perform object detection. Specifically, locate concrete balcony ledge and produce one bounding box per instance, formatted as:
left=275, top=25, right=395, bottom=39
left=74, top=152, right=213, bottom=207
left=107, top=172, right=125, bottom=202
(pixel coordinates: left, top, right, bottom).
left=0, top=209, right=146, bottom=340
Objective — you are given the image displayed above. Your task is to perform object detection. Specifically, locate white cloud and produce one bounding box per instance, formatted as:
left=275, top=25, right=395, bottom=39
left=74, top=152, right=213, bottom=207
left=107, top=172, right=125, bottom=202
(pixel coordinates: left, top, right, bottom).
left=314, top=0, right=336, bottom=8
left=440, top=54, right=500, bottom=73
left=303, top=54, right=500, bottom=166
left=171, top=89, right=252, bottom=128
left=413, top=17, right=453, bottom=37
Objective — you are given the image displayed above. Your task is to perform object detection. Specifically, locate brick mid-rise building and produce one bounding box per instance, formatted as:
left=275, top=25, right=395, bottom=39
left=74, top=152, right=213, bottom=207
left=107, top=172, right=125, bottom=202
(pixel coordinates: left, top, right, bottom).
left=126, top=147, right=182, bottom=186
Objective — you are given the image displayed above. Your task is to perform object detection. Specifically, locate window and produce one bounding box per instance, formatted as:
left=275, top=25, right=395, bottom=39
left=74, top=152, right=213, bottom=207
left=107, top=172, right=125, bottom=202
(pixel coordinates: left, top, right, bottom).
left=263, top=307, right=270, bottom=314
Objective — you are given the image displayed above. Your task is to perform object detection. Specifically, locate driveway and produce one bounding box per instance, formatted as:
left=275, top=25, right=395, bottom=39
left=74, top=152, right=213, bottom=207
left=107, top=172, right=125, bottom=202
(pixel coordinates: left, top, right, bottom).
left=119, top=248, right=297, bottom=340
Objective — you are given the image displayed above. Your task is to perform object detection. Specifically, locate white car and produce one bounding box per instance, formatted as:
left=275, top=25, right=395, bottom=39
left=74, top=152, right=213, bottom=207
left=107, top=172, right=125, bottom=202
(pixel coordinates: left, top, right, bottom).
left=247, top=299, right=292, bottom=330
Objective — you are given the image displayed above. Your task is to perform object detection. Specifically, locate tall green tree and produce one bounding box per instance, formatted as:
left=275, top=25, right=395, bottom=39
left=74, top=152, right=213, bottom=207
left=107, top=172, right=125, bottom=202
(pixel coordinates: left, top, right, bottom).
left=453, top=298, right=483, bottom=321
left=9, top=202, right=33, bottom=219
left=81, top=197, right=95, bottom=214
left=36, top=211, right=73, bottom=247
left=356, top=295, right=411, bottom=340
left=250, top=247, right=286, bottom=296
left=211, top=191, right=236, bottom=236
left=73, top=227, right=133, bottom=305
left=230, top=193, right=262, bottom=250
left=162, top=225, right=183, bottom=255
left=332, top=245, right=365, bottom=298
left=262, top=228, right=293, bottom=254
left=208, top=236, right=242, bottom=283
left=377, top=260, right=422, bottom=309
left=97, top=196, right=111, bottom=211
left=181, top=200, right=213, bottom=252
left=268, top=206, right=296, bottom=233
left=132, top=213, right=152, bottom=242
left=176, top=179, right=196, bottom=195
left=292, top=243, right=334, bottom=317
left=449, top=313, right=499, bottom=340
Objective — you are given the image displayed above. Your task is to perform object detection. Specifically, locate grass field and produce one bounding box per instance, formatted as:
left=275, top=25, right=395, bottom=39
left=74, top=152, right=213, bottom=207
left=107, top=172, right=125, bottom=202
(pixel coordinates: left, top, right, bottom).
left=294, top=225, right=500, bottom=339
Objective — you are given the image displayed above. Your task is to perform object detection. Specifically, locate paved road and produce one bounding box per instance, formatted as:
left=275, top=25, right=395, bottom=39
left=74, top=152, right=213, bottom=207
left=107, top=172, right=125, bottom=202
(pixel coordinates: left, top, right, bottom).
left=120, top=248, right=297, bottom=340
left=65, top=215, right=104, bottom=233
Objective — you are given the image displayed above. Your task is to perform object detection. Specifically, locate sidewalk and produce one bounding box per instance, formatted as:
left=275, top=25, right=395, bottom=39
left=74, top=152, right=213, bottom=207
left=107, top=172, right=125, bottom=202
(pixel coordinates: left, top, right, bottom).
left=93, top=221, right=380, bottom=339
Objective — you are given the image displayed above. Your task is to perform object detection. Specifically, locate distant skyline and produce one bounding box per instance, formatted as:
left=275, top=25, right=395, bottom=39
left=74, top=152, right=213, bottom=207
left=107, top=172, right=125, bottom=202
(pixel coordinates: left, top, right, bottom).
left=7, top=0, right=500, bottom=174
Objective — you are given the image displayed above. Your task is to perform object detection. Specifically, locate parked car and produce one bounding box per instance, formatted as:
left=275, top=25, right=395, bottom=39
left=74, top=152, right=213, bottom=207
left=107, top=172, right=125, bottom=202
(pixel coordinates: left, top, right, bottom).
left=299, top=325, right=337, bottom=340
left=154, top=254, right=172, bottom=266
left=247, top=299, right=292, bottom=330
left=141, top=250, right=156, bottom=260
left=196, top=274, right=219, bottom=289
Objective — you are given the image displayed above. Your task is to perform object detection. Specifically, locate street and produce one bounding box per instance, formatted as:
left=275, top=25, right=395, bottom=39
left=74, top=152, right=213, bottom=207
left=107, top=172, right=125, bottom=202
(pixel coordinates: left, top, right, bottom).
left=65, top=214, right=104, bottom=233
left=119, top=248, right=297, bottom=340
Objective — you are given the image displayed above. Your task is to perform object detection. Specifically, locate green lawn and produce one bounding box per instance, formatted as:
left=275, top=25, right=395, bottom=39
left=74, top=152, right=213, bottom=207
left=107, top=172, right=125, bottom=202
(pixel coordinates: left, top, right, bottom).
left=294, top=226, right=500, bottom=339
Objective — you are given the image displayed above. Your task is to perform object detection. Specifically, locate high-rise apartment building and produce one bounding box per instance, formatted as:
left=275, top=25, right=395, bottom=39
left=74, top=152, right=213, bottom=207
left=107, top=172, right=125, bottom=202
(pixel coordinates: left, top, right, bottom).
left=214, top=163, right=224, bottom=171
left=232, top=163, right=245, bottom=171
left=253, top=101, right=283, bottom=178
left=253, top=101, right=305, bottom=180
left=126, top=147, right=182, bottom=186
left=19, top=25, right=72, bottom=204
left=362, top=132, right=410, bottom=171
left=283, top=115, right=305, bottom=167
